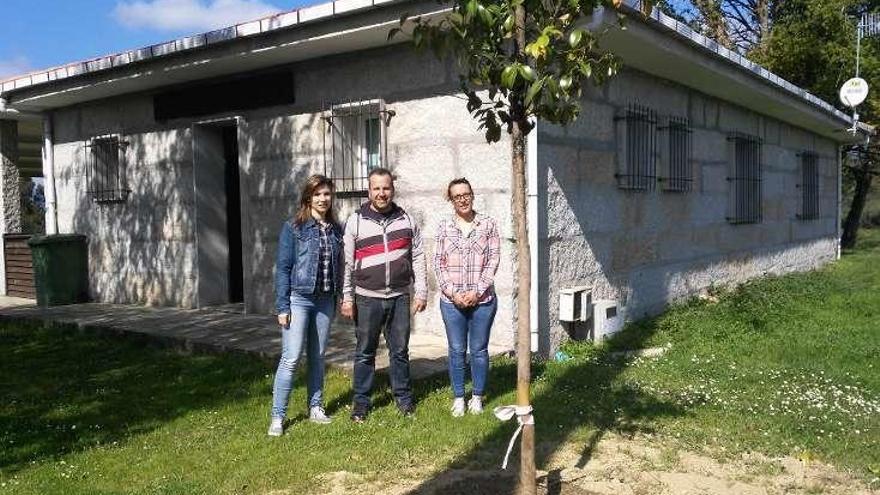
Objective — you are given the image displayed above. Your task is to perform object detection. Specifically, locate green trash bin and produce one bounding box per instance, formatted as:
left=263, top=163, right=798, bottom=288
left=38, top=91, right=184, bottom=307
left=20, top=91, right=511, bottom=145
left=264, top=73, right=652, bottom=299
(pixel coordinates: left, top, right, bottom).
left=27, top=234, right=89, bottom=307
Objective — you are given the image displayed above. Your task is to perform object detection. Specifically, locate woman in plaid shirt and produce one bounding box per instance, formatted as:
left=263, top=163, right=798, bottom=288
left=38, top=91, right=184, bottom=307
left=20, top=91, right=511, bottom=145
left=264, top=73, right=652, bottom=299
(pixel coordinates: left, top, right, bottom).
left=432, top=178, right=501, bottom=417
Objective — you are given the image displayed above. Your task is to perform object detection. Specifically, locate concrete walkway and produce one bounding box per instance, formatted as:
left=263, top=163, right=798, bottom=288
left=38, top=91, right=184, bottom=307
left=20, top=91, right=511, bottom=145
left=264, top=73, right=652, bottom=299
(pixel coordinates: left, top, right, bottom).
left=0, top=296, right=509, bottom=379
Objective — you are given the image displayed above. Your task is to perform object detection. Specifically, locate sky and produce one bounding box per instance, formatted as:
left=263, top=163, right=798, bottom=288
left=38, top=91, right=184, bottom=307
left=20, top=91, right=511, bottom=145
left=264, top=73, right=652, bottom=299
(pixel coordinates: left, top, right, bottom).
left=0, top=0, right=311, bottom=80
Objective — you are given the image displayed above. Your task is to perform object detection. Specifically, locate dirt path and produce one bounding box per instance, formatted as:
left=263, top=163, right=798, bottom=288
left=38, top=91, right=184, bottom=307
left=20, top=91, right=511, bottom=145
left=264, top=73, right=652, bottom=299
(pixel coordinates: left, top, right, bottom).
left=297, top=433, right=878, bottom=495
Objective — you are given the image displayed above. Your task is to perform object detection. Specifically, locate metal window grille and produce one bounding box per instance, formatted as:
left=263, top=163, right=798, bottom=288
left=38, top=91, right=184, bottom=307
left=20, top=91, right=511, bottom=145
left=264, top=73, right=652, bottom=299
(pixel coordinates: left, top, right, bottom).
left=322, top=99, right=390, bottom=196
left=726, top=133, right=762, bottom=224
left=85, top=135, right=130, bottom=203
left=615, top=104, right=657, bottom=191
left=798, top=152, right=820, bottom=220
left=659, top=116, right=693, bottom=192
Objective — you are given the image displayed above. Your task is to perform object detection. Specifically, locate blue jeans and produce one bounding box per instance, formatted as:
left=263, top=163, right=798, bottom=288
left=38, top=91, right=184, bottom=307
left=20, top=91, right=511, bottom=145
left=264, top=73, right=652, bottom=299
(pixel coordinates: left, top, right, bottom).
left=270, top=292, right=335, bottom=419
left=352, top=294, right=413, bottom=409
left=439, top=298, right=497, bottom=398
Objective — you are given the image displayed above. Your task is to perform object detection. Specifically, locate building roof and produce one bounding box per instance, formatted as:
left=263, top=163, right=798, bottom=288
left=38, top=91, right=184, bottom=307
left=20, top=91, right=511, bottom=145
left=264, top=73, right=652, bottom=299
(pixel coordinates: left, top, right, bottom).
left=0, top=0, right=860, bottom=139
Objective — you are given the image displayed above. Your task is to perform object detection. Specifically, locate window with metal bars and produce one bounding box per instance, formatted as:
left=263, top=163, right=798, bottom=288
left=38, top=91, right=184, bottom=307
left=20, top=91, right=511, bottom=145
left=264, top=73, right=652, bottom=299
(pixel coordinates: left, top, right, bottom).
left=726, top=133, right=762, bottom=224
left=322, top=100, right=390, bottom=196
left=798, top=152, right=820, bottom=220
left=659, top=116, right=693, bottom=192
left=615, top=104, right=657, bottom=191
left=86, top=135, right=130, bottom=203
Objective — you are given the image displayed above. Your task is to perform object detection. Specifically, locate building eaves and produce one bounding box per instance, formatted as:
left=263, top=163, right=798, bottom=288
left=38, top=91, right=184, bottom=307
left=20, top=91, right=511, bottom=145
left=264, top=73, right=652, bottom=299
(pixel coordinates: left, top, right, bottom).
left=0, top=0, right=854, bottom=128
left=0, top=0, right=399, bottom=95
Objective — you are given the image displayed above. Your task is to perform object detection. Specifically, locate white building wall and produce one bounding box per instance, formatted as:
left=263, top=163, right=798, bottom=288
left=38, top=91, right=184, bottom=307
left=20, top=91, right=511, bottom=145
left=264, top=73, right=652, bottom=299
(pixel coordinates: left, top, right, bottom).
left=537, top=68, right=840, bottom=351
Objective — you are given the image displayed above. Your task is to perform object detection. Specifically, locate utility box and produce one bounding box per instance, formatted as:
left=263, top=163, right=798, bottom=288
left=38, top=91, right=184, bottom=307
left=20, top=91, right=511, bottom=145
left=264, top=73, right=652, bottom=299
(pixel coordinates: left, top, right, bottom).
left=592, top=299, right=625, bottom=340
left=558, top=286, right=591, bottom=322
left=28, top=234, right=89, bottom=307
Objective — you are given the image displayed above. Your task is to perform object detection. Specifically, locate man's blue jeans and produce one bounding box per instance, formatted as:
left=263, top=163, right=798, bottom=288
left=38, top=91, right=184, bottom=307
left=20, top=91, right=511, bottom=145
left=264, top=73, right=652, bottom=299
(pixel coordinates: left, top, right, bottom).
left=271, top=292, right=335, bottom=419
left=352, top=294, right=413, bottom=409
left=439, top=298, right=497, bottom=398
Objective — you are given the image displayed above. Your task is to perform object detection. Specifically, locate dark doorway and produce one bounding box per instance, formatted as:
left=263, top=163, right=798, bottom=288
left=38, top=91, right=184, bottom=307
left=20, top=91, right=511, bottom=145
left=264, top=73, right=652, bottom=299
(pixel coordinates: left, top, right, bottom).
left=192, top=120, right=244, bottom=308
left=222, top=126, right=243, bottom=303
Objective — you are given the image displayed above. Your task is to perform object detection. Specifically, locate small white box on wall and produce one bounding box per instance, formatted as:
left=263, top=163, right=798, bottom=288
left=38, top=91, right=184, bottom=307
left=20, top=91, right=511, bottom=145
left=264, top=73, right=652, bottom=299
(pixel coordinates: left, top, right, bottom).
left=558, top=286, right=591, bottom=322
left=592, top=299, right=625, bottom=340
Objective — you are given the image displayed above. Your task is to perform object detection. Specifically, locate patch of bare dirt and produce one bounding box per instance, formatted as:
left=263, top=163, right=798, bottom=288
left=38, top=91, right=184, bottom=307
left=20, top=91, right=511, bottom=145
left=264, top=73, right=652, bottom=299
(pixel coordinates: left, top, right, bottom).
left=541, top=433, right=877, bottom=495
left=303, top=434, right=878, bottom=494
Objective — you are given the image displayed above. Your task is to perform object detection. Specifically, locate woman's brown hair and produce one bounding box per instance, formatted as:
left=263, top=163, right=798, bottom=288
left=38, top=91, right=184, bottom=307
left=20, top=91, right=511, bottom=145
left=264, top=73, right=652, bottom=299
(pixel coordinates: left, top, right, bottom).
left=294, top=174, right=337, bottom=225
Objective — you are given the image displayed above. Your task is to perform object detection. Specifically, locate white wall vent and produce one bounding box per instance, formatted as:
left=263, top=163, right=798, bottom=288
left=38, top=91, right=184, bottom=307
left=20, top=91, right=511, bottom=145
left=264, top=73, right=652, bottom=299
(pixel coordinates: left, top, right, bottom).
left=558, top=286, right=591, bottom=322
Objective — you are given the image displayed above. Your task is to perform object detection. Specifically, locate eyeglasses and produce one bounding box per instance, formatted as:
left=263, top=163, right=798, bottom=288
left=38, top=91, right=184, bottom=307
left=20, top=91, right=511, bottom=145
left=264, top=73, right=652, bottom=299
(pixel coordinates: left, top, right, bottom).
left=451, top=193, right=474, bottom=202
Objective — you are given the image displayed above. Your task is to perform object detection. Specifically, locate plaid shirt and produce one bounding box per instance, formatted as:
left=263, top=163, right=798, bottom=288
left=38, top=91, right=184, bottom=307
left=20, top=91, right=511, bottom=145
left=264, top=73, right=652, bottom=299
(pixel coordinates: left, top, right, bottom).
left=315, top=221, right=334, bottom=293
left=432, top=213, right=501, bottom=304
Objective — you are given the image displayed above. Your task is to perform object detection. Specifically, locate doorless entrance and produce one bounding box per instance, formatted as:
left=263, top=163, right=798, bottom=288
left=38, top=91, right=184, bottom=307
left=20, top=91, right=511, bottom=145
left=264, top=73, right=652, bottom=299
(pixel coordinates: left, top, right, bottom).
left=193, top=120, right=244, bottom=307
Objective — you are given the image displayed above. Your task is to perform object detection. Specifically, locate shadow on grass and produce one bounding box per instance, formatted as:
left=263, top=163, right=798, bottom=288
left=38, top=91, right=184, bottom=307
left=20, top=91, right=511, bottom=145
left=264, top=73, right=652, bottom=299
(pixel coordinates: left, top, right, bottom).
left=0, top=320, right=267, bottom=475
left=404, top=316, right=684, bottom=495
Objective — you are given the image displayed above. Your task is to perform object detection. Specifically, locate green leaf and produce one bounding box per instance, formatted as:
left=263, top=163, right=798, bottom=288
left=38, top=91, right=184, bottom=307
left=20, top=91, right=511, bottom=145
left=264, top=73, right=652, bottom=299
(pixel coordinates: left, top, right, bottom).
left=560, top=75, right=573, bottom=91
left=536, top=34, right=550, bottom=48
left=525, top=78, right=545, bottom=107
left=466, top=91, right=483, bottom=113
left=503, top=15, right=514, bottom=33
left=501, top=65, right=519, bottom=88
left=413, top=27, right=423, bottom=46
left=466, top=0, right=478, bottom=20
left=485, top=114, right=502, bottom=142
left=519, top=64, right=536, bottom=81
left=579, top=62, right=592, bottom=79
left=568, top=29, right=584, bottom=48
left=477, top=4, right=493, bottom=25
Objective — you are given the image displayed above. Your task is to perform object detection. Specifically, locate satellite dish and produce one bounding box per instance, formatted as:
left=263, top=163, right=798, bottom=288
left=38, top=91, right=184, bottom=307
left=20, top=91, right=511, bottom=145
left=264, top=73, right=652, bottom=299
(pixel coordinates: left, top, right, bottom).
left=840, top=77, right=869, bottom=108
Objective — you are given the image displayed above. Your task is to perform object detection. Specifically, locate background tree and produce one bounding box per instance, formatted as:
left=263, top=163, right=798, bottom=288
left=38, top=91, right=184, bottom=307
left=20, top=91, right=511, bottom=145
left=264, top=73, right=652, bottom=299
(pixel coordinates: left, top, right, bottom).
left=756, top=0, right=879, bottom=248
left=659, top=0, right=785, bottom=51
left=392, top=0, right=621, bottom=492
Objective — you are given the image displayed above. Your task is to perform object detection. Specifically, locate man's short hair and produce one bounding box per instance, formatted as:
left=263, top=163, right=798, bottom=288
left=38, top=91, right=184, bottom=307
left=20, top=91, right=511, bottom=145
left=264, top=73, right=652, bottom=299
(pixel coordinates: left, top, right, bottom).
left=368, top=167, right=395, bottom=182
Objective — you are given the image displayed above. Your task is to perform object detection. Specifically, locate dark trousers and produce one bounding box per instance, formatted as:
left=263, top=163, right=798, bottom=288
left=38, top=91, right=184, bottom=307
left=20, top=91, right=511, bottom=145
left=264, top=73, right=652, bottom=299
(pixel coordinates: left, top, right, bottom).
left=352, top=294, right=413, bottom=408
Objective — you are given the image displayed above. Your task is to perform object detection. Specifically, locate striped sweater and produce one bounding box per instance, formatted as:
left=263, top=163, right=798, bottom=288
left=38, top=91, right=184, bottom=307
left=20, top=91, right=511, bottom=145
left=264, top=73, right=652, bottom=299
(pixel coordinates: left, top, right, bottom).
left=342, top=202, right=427, bottom=301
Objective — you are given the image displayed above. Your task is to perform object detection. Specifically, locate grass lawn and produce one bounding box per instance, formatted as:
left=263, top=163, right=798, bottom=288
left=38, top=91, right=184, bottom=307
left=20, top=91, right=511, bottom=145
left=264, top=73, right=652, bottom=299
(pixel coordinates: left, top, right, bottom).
left=1, top=229, right=878, bottom=494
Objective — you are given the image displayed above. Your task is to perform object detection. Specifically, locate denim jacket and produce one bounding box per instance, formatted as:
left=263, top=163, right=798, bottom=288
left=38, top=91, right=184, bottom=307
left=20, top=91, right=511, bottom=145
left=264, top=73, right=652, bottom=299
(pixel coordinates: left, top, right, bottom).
left=275, top=217, right=343, bottom=314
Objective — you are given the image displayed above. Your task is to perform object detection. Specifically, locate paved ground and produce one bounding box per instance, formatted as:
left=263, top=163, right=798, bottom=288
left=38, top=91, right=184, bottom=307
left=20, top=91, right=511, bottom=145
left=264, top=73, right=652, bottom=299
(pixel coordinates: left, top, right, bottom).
left=0, top=296, right=509, bottom=379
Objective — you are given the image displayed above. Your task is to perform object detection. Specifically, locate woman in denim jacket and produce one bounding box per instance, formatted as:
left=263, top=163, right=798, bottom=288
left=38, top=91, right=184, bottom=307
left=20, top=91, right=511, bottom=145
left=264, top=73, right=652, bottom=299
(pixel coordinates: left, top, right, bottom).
left=269, top=175, right=343, bottom=436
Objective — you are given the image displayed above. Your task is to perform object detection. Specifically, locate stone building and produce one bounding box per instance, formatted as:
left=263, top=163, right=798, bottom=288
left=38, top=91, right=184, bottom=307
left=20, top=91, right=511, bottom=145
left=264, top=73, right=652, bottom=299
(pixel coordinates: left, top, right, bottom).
left=0, top=0, right=864, bottom=353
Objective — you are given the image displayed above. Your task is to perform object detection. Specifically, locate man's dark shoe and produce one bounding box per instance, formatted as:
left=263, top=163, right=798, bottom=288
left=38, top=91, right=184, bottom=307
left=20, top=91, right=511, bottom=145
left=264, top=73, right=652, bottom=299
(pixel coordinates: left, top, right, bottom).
left=397, top=403, right=415, bottom=417
left=351, top=403, right=368, bottom=423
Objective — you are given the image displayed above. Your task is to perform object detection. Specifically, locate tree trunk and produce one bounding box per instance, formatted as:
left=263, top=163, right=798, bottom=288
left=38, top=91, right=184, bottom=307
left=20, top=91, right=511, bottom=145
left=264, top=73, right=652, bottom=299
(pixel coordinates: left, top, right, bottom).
left=841, top=159, right=875, bottom=249
left=511, top=120, right=535, bottom=495
left=512, top=3, right=535, bottom=495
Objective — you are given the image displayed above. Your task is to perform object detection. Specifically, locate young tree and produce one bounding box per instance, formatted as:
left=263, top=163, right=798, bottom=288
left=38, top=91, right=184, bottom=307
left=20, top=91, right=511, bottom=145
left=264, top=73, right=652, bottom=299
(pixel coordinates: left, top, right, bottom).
left=392, top=1, right=621, bottom=492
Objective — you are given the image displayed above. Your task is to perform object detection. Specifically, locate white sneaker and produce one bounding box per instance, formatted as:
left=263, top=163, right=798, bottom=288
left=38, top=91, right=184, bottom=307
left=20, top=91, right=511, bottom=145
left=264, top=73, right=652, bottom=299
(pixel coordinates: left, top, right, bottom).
left=267, top=417, right=284, bottom=436
left=451, top=397, right=466, bottom=417
left=468, top=395, right=484, bottom=415
left=309, top=406, right=332, bottom=424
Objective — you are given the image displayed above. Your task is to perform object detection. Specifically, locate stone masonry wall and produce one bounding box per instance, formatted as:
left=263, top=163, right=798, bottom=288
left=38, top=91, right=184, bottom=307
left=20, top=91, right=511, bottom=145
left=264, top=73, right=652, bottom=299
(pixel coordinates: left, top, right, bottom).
left=0, top=120, right=22, bottom=235
left=53, top=98, right=198, bottom=307
left=537, top=68, right=841, bottom=352
left=49, top=44, right=517, bottom=348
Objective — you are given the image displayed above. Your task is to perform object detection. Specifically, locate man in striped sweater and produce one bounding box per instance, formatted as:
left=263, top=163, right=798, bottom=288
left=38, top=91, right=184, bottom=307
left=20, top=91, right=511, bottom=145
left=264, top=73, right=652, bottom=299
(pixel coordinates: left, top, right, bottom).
left=341, top=168, right=427, bottom=422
